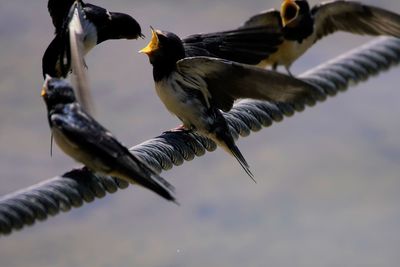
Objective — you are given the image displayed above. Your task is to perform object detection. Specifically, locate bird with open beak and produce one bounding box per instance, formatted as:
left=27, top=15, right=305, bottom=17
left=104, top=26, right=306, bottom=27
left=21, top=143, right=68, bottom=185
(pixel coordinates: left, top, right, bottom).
left=43, top=0, right=144, bottom=79
left=140, top=28, right=323, bottom=180
left=240, top=0, right=400, bottom=75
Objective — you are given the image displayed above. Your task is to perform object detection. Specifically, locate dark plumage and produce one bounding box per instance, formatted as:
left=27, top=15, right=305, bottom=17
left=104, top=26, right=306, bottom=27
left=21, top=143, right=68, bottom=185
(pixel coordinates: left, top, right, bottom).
left=140, top=28, right=322, bottom=179
left=43, top=0, right=143, bottom=78
left=41, top=77, right=176, bottom=202
left=182, top=27, right=283, bottom=66
left=241, top=0, right=400, bottom=73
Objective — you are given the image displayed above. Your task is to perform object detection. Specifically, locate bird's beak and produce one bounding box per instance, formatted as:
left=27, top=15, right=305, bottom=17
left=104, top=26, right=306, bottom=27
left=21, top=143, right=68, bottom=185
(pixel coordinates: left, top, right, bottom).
left=139, top=27, right=159, bottom=55
left=281, top=0, right=300, bottom=27
left=41, top=74, right=51, bottom=97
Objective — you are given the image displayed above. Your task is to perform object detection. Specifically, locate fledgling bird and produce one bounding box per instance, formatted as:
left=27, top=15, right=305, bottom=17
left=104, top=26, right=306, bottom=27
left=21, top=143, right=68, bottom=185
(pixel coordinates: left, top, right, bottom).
left=241, top=0, right=400, bottom=74
left=42, top=0, right=143, bottom=79
left=140, top=28, right=322, bottom=179
left=41, top=76, right=176, bottom=202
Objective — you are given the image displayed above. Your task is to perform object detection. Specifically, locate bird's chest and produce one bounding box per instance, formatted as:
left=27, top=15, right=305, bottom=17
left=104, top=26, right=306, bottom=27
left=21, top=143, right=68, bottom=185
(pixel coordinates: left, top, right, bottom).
left=155, top=76, right=209, bottom=129
left=52, top=125, right=111, bottom=173
left=82, top=21, right=98, bottom=54
left=259, top=33, right=316, bottom=68
left=52, top=126, right=86, bottom=162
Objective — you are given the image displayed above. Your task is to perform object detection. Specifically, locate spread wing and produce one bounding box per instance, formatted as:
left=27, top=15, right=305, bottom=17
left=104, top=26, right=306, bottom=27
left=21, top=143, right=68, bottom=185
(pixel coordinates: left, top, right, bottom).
left=176, top=57, right=322, bottom=112
left=50, top=104, right=175, bottom=201
left=68, top=1, right=95, bottom=115
left=48, top=0, right=77, bottom=33
left=240, top=9, right=282, bottom=29
left=183, top=27, right=283, bottom=65
left=42, top=35, right=65, bottom=78
left=313, top=1, right=400, bottom=41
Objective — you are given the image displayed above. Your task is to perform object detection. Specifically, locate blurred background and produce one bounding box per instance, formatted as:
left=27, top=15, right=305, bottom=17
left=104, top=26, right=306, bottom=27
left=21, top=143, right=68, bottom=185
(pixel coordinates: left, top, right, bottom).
left=0, top=0, right=400, bottom=266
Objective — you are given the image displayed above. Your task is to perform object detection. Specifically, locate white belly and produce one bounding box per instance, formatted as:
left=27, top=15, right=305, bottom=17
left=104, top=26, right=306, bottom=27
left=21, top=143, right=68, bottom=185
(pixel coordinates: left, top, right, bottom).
left=259, top=33, right=316, bottom=68
left=82, top=20, right=98, bottom=54
left=53, top=127, right=86, bottom=163
left=52, top=127, right=109, bottom=173
left=155, top=76, right=211, bottom=130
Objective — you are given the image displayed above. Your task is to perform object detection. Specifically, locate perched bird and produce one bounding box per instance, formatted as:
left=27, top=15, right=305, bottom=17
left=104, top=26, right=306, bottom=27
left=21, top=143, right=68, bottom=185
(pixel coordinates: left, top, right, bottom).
left=42, top=0, right=143, bottom=79
left=241, top=0, right=400, bottom=74
left=140, top=28, right=322, bottom=179
left=41, top=76, right=176, bottom=202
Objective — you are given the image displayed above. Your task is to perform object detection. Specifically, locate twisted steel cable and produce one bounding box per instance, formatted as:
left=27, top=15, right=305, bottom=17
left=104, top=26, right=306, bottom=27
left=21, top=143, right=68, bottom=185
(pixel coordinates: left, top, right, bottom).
left=0, top=37, right=399, bottom=236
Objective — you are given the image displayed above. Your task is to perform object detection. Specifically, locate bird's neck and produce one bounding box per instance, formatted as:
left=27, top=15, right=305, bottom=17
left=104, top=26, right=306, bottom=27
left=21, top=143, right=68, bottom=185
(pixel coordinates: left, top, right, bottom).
left=283, top=15, right=314, bottom=42
left=152, top=61, right=177, bottom=82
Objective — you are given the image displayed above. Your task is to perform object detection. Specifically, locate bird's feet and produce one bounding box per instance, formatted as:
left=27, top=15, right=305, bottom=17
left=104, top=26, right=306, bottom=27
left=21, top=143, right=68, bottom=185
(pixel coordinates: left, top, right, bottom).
left=164, top=124, right=191, bottom=134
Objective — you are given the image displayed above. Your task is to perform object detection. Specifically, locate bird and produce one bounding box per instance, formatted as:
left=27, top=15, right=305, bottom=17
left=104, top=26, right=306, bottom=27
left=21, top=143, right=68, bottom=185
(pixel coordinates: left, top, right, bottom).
left=42, top=0, right=144, bottom=79
left=139, top=28, right=322, bottom=179
left=41, top=76, right=176, bottom=202
left=240, top=0, right=400, bottom=74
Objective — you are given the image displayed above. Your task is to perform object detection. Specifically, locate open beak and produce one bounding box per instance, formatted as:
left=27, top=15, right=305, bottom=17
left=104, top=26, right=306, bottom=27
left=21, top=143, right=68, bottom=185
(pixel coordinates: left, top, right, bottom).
left=281, top=0, right=300, bottom=27
left=139, top=27, right=159, bottom=55
left=41, top=74, right=52, bottom=97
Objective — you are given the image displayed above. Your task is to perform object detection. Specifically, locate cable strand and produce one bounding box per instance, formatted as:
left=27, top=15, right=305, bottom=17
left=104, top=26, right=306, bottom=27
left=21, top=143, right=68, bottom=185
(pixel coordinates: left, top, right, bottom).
left=1, top=37, right=399, bottom=236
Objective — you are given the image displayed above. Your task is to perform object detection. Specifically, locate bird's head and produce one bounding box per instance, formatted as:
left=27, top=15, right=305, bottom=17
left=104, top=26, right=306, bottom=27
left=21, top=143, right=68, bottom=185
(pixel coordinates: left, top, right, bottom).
left=139, top=27, right=186, bottom=66
left=280, top=0, right=310, bottom=27
left=97, top=12, right=144, bottom=43
left=41, top=75, right=77, bottom=110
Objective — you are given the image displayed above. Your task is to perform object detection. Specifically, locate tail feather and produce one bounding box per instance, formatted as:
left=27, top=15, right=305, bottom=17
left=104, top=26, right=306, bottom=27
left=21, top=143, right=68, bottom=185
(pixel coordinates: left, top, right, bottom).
left=119, top=153, right=177, bottom=203
left=146, top=172, right=178, bottom=204
left=228, top=141, right=256, bottom=182
left=211, top=120, right=255, bottom=182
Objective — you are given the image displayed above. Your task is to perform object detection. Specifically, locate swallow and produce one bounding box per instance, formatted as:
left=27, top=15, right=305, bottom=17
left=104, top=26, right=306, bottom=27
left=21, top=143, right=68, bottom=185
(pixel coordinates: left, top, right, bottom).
left=241, top=0, right=400, bottom=74
left=42, top=0, right=143, bottom=79
left=41, top=76, right=176, bottom=202
left=139, top=28, right=322, bottom=179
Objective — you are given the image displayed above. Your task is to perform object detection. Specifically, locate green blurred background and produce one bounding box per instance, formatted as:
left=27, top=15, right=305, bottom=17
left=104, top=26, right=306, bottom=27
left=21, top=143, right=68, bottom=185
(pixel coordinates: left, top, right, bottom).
left=0, top=0, right=400, bottom=266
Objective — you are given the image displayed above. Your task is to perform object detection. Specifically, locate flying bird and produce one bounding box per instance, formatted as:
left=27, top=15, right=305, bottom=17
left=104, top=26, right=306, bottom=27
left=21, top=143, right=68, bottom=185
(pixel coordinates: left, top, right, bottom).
left=140, top=28, right=322, bottom=179
left=42, top=0, right=143, bottom=79
left=241, top=0, right=400, bottom=74
left=41, top=76, right=176, bottom=202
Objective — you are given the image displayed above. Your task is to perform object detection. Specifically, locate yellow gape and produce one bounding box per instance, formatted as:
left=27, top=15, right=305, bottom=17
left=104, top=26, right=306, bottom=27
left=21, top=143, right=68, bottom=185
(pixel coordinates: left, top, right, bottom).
left=281, top=0, right=300, bottom=27
left=139, top=27, right=160, bottom=54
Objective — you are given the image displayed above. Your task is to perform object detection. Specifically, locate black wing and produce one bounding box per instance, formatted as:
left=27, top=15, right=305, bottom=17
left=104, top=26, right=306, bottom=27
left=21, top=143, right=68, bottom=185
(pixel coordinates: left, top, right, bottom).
left=48, top=0, right=77, bottom=34
left=183, top=27, right=283, bottom=65
left=51, top=104, right=176, bottom=201
left=240, top=9, right=282, bottom=29
left=177, top=57, right=323, bottom=112
left=42, top=35, right=66, bottom=78
left=312, top=1, right=400, bottom=41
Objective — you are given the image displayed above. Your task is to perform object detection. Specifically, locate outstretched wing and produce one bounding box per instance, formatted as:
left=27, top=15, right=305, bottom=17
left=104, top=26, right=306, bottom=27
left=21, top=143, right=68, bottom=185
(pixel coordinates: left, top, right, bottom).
left=176, top=57, right=322, bottom=112
left=48, top=0, right=76, bottom=33
left=313, top=1, right=400, bottom=41
left=183, top=26, right=283, bottom=65
left=68, top=1, right=95, bottom=115
left=240, top=9, right=282, bottom=29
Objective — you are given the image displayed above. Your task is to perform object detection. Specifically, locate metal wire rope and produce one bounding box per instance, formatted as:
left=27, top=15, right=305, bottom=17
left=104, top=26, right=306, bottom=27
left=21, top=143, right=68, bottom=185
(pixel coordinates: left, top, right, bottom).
left=0, top=37, right=399, bottom=236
